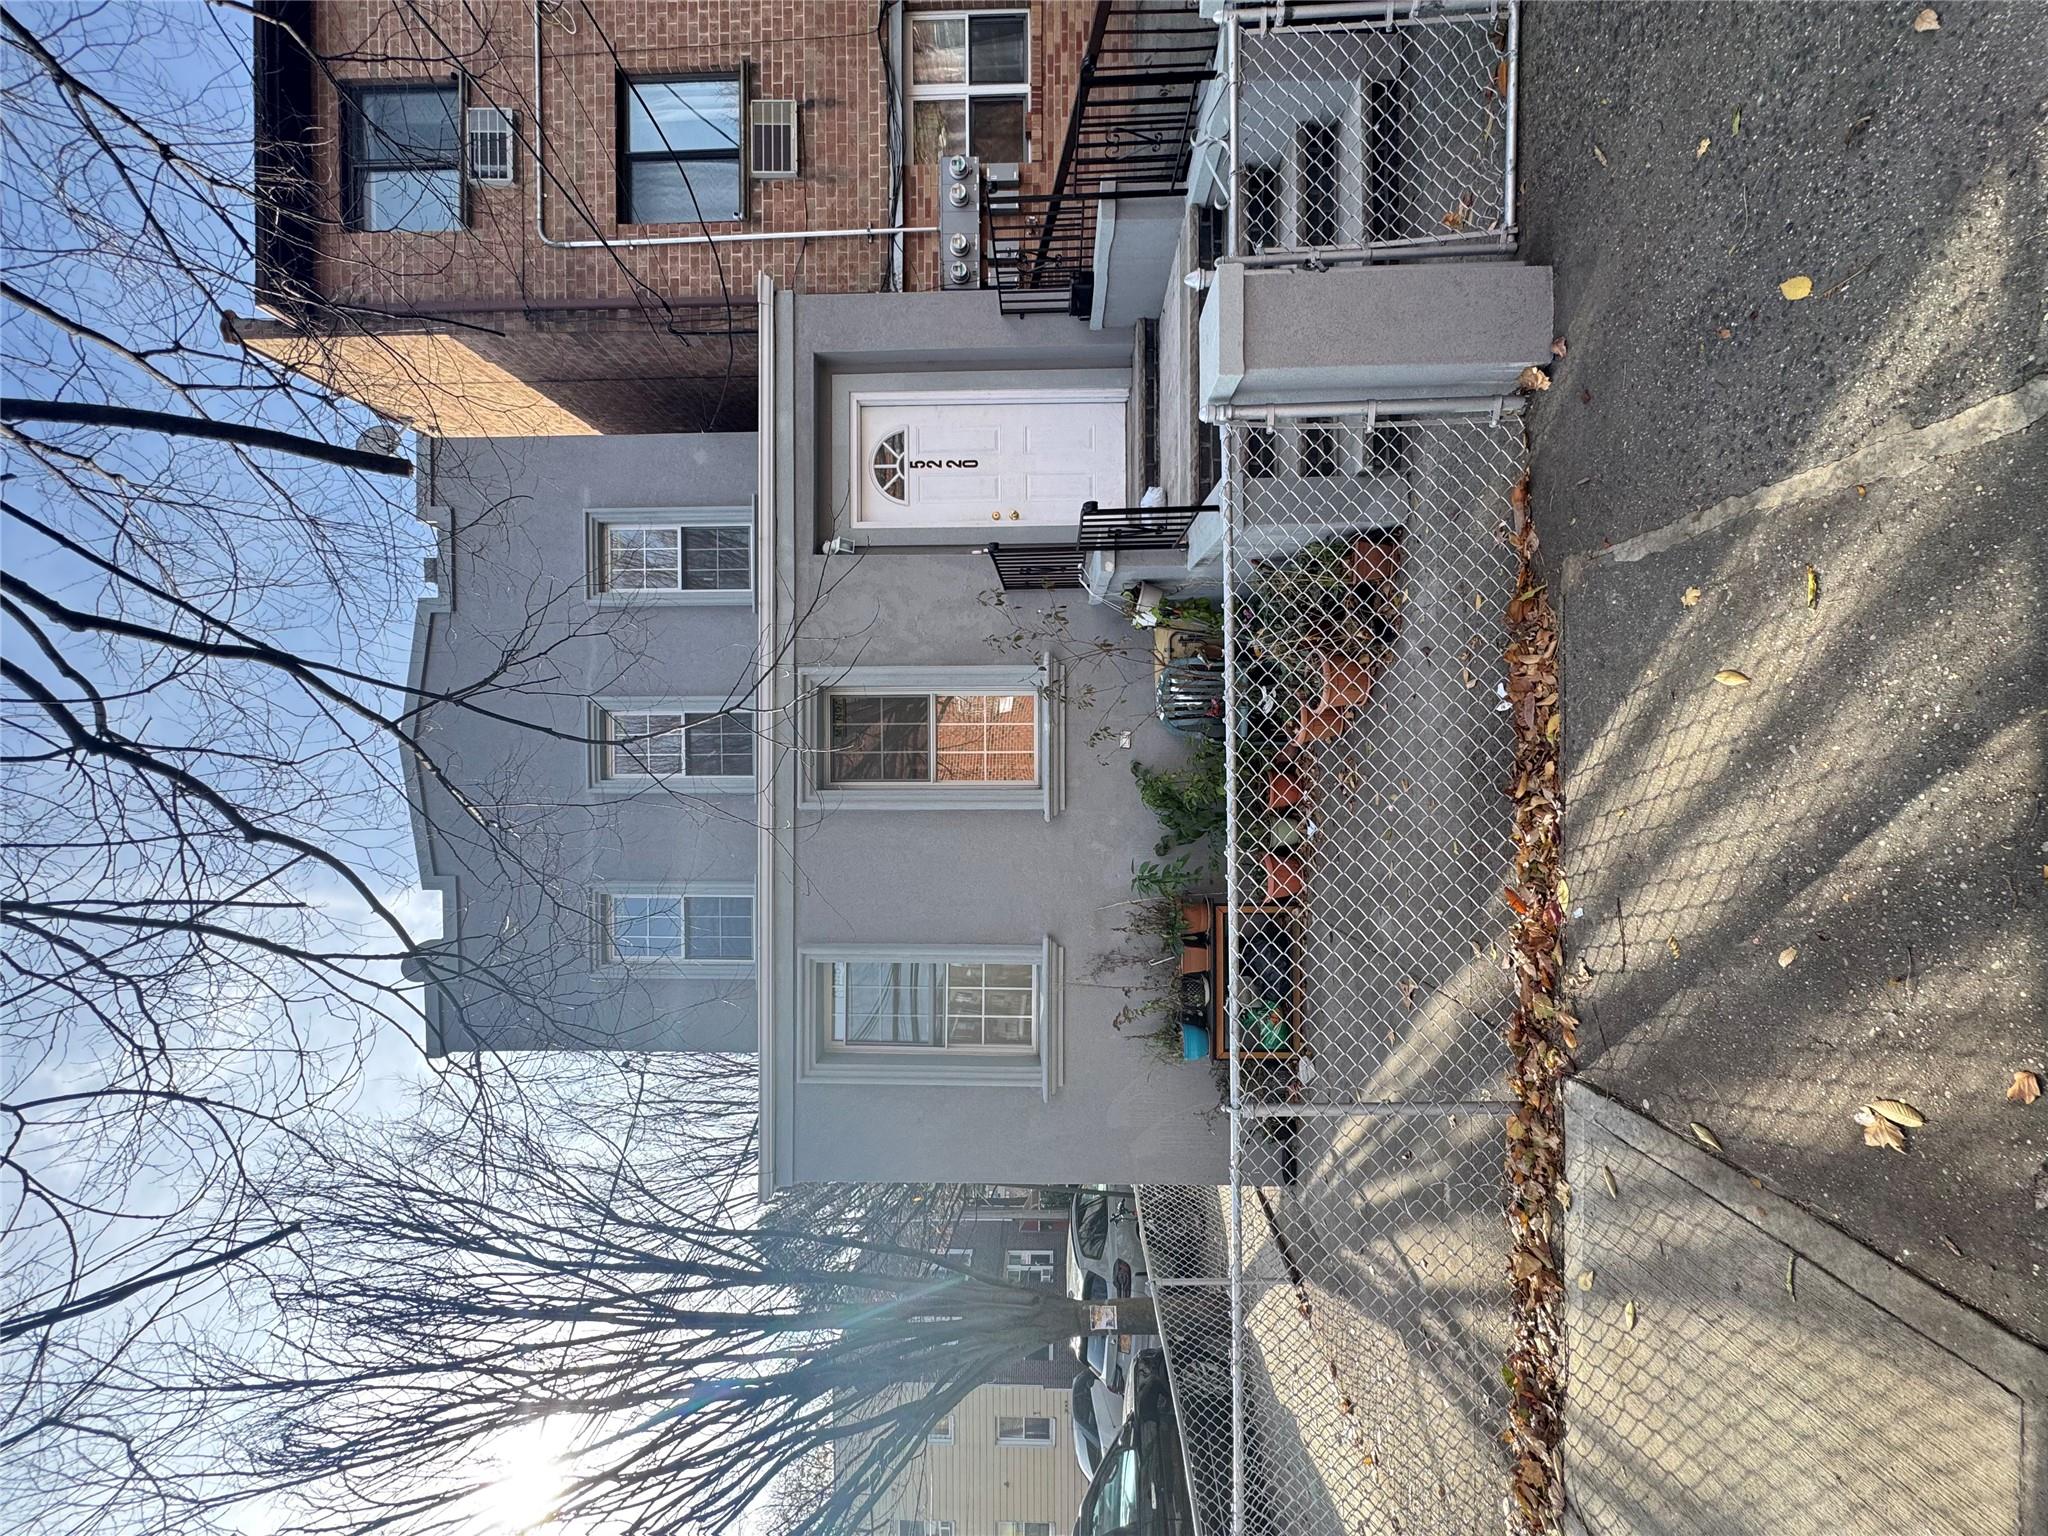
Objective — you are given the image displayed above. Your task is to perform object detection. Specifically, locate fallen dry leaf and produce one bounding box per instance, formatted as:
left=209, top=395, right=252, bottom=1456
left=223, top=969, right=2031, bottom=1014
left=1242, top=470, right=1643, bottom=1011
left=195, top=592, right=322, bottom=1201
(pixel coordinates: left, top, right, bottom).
left=1912, top=6, right=1940, bottom=31
left=1681, top=586, right=1702, bottom=607
left=1695, top=137, right=1711, bottom=160
left=1716, top=325, right=1733, bottom=339
left=1779, top=274, right=1815, bottom=301
left=1517, top=365, right=1552, bottom=393
left=1870, top=1097, right=1926, bottom=1129
left=1778, top=946, right=1799, bottom=968
left=1732, top=106, right=1742, bottom=135
left=1551, top=336, right=1568, bottom=359
left=1399, top=976, right=1419, bottom=1010
left=2005, top=1070, right=2040, bottom=1106
left=1556, top=1180, right=1572, bottom=1210
left=1593, top=142, right=1609, bottom=168
left=1600, top=1165, right=1619, bottom=1200
left=1576, top=1271, right=1595, bottom=1291
left=1863, top=1115, right=1907, bottom=1152
left=1713, top=668, right=1751, bottom=687
left=1666, top=936, right=1681, bottom=959
left=1689, top=1121, right=1723, bottom=1152
left=1623, top=1299, right=1637, bottom=1331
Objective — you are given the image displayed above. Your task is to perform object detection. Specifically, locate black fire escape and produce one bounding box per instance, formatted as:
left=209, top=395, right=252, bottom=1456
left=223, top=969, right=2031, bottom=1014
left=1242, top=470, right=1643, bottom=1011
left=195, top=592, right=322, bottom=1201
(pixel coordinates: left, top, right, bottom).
left=982, top=0, right=1217, bottom=317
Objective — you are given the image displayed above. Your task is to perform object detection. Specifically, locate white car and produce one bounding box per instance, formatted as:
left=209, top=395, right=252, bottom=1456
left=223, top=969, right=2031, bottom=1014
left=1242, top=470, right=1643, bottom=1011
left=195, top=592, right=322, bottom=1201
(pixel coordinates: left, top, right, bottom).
left=1067, top=1188, right=1157, bottom=1398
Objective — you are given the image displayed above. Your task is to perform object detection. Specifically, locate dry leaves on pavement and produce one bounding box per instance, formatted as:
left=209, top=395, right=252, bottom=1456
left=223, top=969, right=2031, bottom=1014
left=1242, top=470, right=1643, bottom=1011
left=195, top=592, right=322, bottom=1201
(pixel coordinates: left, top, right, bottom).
left=1713, top=668, right=1751, bottom=687
left=1779, top=275, right=1815, bottom=301
left=1501, top=468, right=1569, bottom=1533
left=1680, top=586, right=1702, bottom=607
left=2007, top=1070, right=2041, bottom=1105
left=1912, top=7, right=1940, bottom=31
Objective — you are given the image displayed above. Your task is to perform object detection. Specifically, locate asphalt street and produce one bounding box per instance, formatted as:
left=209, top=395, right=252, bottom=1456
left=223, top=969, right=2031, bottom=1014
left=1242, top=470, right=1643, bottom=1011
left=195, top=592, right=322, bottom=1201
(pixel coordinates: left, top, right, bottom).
left=1519, top=0, right=2047, bottom=1342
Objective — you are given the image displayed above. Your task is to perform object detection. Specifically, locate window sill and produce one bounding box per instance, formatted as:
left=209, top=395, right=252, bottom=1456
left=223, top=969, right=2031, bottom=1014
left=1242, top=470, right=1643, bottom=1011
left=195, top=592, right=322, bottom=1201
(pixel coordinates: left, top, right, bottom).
left=589, top=775, right=753, bottom=797
left=586, top=589, right=752, bottom=608
left=616, top=217, right=747, bottom=231
left=594, top=960, right=755, bottom=982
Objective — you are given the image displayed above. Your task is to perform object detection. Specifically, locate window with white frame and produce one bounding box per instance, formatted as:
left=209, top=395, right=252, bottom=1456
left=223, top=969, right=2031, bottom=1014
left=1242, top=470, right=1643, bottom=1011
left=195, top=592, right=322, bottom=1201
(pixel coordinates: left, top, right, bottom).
left=908, top=11, right=1029, bottom=163
left=596, top=890, right=754, bottom=966
left=995, top=1415, right=1054, bottom=1447
left=596, top=705, right=752, bottom=783
left=941, top=1247, right=976, bottom=1267
left=895, top=1523, right=954, bottom=1536
left=926, top=1412, right=954, bottom=1444
left=799, top=941, right=1062, bottom=1091
left=1004, top=1248, right=1055, bottom=1286
left=996, top=1523, right=1053, bottom=1536
left=593, top=518, right=750, bottom=596
left=826, top=959, right=1036, bottom=1052
left=825, top=691, right=1036, bottom=787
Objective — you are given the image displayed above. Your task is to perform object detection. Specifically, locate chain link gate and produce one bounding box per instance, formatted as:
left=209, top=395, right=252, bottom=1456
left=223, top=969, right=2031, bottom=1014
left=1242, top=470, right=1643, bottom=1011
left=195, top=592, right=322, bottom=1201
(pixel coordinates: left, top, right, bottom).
left=1132, top=5, right=1528, bottom=1530
left=1139, top=409, right=1529, bottom=1536
left=1229, top=0, right=1518, bottom=264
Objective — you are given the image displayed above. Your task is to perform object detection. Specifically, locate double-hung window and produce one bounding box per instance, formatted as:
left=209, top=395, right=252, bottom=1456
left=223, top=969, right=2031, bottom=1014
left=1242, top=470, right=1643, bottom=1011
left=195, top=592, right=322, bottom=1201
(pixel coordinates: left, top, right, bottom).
left=801, top=665, right=1059, bottom=814
left=344, top=82, right=462, bottom=232
left=620, top=74, right=743, bottom=223
left=800, top=941, right=1062, bottom=1092
left=596, top=704, right=752, bottom=787
left=895, top=1523, right=954, bottom=1536
left=826, top=692, right=1036, bottom=786
left=596, top=889, right=754, bottom=969
left=1004, top=1248, right=1056, bottom=1286
left=997, top=1524, right=1054, bottom=1536
left=590, top=513, right=751, bottom=601
left=995, top=1415, right=1054, bottom=1447
left=827, top=959, right=1036, bottom=1052
left=908, top=11, right=1029, bottom=163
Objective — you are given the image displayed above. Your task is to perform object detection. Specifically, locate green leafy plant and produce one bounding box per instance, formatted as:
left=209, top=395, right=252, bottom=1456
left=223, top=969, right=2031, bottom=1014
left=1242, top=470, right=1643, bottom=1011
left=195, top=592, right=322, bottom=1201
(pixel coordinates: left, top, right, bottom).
left=1131, top=855, right=1199, bottom=902
left=1131, top=740, right=1227, bottom=854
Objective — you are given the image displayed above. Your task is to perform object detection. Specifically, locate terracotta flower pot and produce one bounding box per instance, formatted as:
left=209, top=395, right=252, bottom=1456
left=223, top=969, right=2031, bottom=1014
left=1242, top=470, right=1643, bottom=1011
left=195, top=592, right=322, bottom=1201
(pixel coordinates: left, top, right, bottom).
left=1263, top=851, right=1308, bottom=902
left=1350, top=530, right=1407, bottom=586
left=1266, top=770, right=1306, bottom=809
left=1293, top=704, right=1350, bottom=745
left=1319, top=654, right=1375, bottom=711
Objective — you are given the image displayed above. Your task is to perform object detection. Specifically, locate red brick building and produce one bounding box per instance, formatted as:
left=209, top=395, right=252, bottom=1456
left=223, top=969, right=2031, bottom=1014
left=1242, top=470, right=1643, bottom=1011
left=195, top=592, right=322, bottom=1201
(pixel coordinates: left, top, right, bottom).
left=245, top=0, right=1098, bottom=434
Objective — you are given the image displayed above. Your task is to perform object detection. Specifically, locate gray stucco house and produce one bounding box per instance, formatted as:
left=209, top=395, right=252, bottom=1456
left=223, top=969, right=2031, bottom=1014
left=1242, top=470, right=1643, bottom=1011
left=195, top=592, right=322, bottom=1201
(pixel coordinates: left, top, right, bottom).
left=406, top=284, right=1232, bottom=1189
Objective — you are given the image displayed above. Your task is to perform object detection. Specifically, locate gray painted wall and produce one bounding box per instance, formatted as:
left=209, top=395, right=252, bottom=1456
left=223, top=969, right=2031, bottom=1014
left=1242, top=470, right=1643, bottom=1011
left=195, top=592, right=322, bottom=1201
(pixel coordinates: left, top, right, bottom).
left=763, top=288, right=1229, bottom=1188
left=414, top=431, right=761, bottom=1054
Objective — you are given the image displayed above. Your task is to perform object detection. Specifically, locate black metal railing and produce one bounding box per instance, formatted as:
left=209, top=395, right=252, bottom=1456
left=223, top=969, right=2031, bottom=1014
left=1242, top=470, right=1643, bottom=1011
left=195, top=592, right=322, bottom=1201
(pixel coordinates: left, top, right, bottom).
left=985, top=501, right=1203, bottom=591
left=1079, top=498, right=1199, bottom=550
left=983, top=0, right=1216, bottom=316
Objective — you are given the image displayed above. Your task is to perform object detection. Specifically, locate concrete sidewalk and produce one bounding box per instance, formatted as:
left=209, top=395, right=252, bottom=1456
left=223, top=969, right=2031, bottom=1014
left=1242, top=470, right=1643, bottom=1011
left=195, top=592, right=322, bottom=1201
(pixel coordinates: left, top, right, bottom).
left=1561, top=1082, right=2047, bottom=1536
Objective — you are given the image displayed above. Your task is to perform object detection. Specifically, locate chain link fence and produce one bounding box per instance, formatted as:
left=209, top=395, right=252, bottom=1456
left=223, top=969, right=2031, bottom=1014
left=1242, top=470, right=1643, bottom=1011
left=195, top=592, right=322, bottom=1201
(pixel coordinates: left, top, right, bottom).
left=1230, top=0, right=1518, bottom=262
left=1138, top=409, right=1530, bottom=1536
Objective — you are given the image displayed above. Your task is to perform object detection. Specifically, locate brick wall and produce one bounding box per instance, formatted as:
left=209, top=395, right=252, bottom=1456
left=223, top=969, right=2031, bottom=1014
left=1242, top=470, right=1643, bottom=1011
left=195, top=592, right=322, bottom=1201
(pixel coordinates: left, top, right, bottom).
left=264, top=0, right=1099, bottom=430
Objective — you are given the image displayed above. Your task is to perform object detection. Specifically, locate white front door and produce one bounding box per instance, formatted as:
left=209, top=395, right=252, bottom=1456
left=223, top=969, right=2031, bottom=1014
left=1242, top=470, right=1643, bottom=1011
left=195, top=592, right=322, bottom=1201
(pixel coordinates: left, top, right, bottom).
left=852, top=388, right=1128, bottom=530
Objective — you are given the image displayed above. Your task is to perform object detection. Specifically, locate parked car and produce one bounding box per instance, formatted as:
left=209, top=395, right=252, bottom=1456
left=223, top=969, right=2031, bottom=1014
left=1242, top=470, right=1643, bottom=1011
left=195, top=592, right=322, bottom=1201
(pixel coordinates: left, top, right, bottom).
left=1068, top=1188, right=1146, bottom=1296
left=1070, top=1369, right=1121, bottom=1480
left=1068, top=1187, right=1158, bottom=1397
left=1071, top=1348, right=1194, bottom=1536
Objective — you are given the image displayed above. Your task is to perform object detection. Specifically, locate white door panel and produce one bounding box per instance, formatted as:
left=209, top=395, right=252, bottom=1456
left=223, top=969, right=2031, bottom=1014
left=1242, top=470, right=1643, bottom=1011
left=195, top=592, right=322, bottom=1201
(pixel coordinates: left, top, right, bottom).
left=854, top=389, right=1128, bottom=529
